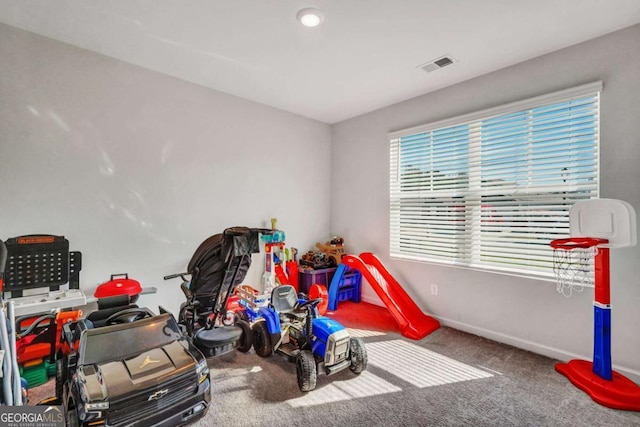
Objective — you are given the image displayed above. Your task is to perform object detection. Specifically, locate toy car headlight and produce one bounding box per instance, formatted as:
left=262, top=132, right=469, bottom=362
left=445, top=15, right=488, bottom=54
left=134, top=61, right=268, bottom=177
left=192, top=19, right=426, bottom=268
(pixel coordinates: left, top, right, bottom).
left=85, top=401, right=109, bottom=411
left=196, top=359, right=209, bottom=384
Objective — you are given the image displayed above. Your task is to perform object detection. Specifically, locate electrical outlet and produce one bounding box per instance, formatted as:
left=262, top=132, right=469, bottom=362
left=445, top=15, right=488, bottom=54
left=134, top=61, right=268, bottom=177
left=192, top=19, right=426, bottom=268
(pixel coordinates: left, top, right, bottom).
left=430, top=283, right=438, bottom=295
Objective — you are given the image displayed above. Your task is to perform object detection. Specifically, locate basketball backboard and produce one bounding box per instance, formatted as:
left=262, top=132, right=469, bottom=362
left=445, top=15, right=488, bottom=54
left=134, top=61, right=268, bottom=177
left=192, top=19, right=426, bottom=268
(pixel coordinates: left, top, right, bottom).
left=570, top=198, right=637, bottom=248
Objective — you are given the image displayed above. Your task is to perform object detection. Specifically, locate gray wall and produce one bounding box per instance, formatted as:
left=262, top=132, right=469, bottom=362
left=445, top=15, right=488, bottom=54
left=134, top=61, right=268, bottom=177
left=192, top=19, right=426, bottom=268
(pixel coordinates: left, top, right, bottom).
left=2, top=18, right=639, bottom=382
left=331, top=24, right=640, bottom=381
left=0, top=23, right=332, bottom=316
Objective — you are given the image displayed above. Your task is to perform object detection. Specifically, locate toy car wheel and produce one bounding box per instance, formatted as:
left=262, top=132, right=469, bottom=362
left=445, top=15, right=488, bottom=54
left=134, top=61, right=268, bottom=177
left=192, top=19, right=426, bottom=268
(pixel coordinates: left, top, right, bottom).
left=55, top=356, right=65, bottom=400
left=252, top=321, right=273, bottom=357
left=296, top=350, right=317, bottom=392
left=349, top=337, right=368, bottom=374
left=66, top=408, right=79, bottom=427
left=236, top=319, right=253, bottom=353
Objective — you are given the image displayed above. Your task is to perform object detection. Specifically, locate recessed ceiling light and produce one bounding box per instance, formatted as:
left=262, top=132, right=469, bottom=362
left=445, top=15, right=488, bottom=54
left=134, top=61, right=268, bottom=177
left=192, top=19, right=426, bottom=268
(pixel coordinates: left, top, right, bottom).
left=296, top=8, right=325, bottom=27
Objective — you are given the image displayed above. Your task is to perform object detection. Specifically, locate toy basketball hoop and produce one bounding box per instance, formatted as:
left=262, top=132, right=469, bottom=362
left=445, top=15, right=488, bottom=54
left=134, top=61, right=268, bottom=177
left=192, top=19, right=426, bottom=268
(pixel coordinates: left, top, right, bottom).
left=551, top=237, right=607, bottom=297
left=550, top=198, right=640, bottom=411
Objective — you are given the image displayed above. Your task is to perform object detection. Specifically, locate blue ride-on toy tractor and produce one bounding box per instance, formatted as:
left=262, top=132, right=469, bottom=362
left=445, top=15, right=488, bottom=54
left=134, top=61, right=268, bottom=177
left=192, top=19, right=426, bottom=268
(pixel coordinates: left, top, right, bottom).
left=250, top=285, right=367, bottom=391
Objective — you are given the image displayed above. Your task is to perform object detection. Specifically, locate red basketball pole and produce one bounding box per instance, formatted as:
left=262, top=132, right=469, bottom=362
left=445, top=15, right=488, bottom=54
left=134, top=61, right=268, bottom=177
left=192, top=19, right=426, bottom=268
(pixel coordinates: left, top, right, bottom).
left=552, top=238, right=640, bottom=411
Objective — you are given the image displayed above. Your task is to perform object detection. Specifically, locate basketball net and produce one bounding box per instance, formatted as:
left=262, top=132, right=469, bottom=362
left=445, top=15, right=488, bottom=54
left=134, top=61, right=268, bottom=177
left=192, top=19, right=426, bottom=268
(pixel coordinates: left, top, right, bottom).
left=552, top=245, right=598, bottom=297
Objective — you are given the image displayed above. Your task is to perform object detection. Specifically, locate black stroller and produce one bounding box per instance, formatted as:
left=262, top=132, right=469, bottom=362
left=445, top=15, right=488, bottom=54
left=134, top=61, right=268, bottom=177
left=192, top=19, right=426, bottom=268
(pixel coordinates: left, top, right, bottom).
left=164, top=226, right=269, bottom=357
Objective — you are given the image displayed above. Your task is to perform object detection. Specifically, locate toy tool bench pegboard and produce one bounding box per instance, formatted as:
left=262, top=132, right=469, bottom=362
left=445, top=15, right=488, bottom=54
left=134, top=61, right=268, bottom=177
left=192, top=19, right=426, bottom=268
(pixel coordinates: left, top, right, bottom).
left=2, top=234, right=82, bottom=299
left=1, top=235, right=85, bottom=317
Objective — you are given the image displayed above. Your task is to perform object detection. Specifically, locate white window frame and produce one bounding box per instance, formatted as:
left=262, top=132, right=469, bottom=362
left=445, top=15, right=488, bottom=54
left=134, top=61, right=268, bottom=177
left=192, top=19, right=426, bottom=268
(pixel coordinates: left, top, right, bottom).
left=389, top=81, right=602, bottom=280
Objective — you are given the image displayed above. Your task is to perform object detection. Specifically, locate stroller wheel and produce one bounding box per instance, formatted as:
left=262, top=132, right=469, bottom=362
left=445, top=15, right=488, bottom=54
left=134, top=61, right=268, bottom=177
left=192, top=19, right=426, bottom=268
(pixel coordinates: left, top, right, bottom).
left=236, top=320, right=253, bottom=353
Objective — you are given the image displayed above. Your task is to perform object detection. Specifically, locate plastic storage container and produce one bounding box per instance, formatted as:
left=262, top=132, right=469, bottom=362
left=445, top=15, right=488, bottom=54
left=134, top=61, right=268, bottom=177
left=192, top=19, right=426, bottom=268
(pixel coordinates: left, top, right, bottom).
left=298, top=267, right=337, bottom=294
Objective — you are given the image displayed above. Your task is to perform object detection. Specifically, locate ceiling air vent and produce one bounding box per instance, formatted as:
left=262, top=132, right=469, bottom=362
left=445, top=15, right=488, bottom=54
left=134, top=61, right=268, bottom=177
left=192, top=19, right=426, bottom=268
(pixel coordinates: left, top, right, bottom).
left=418, top=55, right=456, bottom=73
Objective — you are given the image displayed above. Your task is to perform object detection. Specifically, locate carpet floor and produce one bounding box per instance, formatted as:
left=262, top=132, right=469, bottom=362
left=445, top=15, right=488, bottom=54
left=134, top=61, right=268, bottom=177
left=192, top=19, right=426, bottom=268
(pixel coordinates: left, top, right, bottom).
left=27, top=302, right=640, bottom=427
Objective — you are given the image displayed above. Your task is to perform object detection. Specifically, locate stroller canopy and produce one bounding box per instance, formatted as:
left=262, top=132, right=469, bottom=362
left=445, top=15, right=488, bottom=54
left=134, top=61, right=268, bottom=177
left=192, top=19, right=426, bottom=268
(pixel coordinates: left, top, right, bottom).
left=187, top=227, right=265, bottom=302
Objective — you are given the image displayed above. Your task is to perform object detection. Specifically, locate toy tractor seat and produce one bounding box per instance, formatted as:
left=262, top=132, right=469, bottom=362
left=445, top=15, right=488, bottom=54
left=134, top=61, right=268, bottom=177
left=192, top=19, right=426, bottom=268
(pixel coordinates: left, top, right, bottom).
left=270, top=285, right=322, bottom=323
left=271, top=285, right=305, bottom=320
left=271, top=285, right=299, bottom=312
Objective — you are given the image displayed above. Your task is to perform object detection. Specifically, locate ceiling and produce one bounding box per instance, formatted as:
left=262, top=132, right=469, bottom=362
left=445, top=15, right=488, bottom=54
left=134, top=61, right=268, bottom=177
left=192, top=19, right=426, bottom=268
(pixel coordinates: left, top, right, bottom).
left=1, top=1, right=640, bottom=124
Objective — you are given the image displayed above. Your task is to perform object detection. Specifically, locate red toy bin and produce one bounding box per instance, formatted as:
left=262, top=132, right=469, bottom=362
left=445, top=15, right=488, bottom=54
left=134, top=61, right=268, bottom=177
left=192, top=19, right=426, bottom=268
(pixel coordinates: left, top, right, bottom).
left=94, top=273, right=142, bottom=302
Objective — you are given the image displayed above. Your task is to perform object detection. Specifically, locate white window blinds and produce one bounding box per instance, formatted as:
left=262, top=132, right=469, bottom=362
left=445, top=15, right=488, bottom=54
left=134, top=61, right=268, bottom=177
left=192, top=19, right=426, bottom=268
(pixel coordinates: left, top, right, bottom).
left=389, top=82, right=601, bottom=278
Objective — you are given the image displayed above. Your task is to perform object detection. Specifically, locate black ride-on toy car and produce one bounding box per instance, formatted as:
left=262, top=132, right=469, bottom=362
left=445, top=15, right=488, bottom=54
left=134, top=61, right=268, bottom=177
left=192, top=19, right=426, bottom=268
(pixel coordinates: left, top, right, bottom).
left=55, top=298, right=211, bottom=427
left=250, top=285, right=368, bottom=391
left=164, top=226, right=271, bottom=357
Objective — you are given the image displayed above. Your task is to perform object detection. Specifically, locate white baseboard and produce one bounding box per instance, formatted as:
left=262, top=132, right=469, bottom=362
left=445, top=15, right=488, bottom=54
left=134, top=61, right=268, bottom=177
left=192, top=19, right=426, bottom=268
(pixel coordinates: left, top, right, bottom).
left=437, top=316, right=640, bottom=385
left=359, top=295, right=640, bottom=384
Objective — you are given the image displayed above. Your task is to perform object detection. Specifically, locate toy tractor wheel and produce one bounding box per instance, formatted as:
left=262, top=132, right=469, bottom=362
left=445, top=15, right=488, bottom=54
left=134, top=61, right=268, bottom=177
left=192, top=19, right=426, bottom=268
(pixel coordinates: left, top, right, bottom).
left=236, top=319, right=253, bottom=353
left=349, top=337, right=368, bottom=374
left=296, top=350, right=317, bottom=392
left=252, top=321, right=273, bottom=357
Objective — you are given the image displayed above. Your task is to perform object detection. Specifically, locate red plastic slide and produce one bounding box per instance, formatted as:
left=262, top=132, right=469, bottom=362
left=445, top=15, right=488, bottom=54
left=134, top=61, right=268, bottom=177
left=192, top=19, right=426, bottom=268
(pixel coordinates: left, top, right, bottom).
left=341, top=253, right=440, bottom=340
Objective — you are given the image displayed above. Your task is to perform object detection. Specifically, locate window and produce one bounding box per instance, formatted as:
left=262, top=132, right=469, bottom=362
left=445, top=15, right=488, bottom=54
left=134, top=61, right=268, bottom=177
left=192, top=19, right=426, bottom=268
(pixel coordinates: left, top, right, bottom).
left=389, top=82, right=601, bottom=279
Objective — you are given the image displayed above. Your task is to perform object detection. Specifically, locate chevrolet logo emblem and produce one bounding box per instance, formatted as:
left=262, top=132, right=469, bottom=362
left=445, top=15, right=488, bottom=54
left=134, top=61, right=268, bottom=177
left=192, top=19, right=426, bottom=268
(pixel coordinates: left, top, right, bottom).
left=140, top=355, right=160, bottom=369
left=148, top=389, right=169, bottom=401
